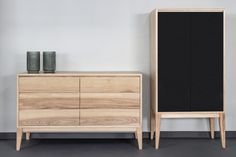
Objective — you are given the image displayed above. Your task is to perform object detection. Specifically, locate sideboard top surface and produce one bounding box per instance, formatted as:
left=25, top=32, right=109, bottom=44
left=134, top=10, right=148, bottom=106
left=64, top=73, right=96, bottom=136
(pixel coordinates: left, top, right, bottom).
left=17, top=71, right=142, bottom=77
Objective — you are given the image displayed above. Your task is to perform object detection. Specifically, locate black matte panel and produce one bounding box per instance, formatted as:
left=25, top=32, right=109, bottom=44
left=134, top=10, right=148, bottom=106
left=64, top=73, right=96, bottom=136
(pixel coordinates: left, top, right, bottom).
left=158, top=13, right=190, bottom=112
left=190, top=12, right=224, bottom=111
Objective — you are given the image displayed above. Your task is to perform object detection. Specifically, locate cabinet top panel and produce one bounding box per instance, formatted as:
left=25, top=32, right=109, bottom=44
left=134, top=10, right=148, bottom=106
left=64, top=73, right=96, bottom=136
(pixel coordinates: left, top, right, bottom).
left=156, top=8, right=224, bottom=13
left=18, top=71, right=142, bottom=77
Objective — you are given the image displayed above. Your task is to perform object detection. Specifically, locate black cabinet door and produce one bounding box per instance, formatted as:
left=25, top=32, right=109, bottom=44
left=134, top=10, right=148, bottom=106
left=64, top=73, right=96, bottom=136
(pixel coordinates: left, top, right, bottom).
left=158, top=12, right=190, bottom=112
left=190, top=12, right=224, bottom=111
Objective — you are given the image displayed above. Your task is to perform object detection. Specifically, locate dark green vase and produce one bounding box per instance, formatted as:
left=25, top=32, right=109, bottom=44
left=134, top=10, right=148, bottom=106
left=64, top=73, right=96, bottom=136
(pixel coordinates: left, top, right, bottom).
left=27, top=51, right=40, bottom=73
left=43, top=51, right=56, bottom=73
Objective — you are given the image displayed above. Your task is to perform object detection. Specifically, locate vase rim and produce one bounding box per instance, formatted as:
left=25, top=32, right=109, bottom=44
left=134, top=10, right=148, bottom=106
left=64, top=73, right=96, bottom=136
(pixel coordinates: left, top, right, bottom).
left=27, top=51, right=40, bottom=53
left=43, top=51, right=56, bottom=53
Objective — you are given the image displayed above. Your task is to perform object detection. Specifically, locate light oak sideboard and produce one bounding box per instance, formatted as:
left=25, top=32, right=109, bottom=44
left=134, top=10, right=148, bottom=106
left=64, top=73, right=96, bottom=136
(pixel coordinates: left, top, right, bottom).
left=16, top=72, right=142, bottom=151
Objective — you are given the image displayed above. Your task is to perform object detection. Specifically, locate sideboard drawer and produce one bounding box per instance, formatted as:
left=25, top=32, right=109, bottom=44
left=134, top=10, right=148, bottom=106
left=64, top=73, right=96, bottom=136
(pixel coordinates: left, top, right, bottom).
left=19, top=93, right=79, bottom=110
left=80, top=109, right=139, bottom=126
left=80, top=77, right=140, bottom=93
left=18, top=77, right=79, bottom=92
left=19, top=109, right=79, bottom=126
left=80, top=93, right=139, bottom=109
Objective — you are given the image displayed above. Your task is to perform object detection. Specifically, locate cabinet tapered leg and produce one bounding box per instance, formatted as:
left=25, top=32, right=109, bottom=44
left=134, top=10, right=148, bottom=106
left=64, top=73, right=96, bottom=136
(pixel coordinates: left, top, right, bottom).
left=136, top=127, right=142, bottom=150
left=150, top=111, right=155, bottom=140
left=155, top=113, right=161, bottom=149
left=16, top=128, right=23, bottom=151
left=219, top=113, right=226, bottom=148
left=209, top=118, right=215, bottom=139
left=26, top=132, right=30, bottom=140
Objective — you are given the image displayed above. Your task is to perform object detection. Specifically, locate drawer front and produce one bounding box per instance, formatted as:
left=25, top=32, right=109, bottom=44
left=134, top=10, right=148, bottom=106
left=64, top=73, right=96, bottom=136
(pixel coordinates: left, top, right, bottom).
left=80, top=77, right=140, bottom=93
left=18, top=77, right=79, bottom=92
left=80, top=93, right=139, bottom=109
left=80, top=109, right=139, bottom=126
left=19, top=93, right=79, bottom=110
left=19, top=109, right=79, bottom=126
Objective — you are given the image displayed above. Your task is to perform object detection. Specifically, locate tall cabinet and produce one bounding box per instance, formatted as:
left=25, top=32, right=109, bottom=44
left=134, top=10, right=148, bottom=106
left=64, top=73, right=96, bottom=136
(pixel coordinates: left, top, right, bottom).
left=150, top=9, right=226, bottom=149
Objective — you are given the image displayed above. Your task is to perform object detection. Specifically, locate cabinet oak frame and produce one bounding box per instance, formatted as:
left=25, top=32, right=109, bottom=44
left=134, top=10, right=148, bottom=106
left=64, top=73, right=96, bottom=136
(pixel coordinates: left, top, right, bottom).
left=150, top=8, right=226, bottom=149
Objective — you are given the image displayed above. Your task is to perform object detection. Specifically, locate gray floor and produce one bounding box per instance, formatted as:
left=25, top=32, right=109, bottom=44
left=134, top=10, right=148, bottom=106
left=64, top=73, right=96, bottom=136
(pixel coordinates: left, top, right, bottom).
left=0, top=138, right=235, bottom=157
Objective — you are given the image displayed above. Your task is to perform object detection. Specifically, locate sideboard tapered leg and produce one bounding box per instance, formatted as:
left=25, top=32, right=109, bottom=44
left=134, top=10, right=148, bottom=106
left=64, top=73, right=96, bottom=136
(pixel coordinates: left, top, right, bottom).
left=26, top=132, right=30, bottom=141
left=16, top=128, right=23, bottom=151
left=136, top=127, right=142, bottom=150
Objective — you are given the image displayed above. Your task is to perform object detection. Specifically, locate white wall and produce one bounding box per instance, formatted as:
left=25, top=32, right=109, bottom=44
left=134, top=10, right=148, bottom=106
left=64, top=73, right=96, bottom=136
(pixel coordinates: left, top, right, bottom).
left=0, top=0, right=235, bottom=132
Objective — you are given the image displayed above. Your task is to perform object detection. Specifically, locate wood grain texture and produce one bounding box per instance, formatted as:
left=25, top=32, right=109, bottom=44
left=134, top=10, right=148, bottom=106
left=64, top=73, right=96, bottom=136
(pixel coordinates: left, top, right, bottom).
left=19, top=93, right=79, bottom=110
left=17, top=73, right=142, bottom=150
left=16, top=128, right=23, bottom=151
left=136, top=127, right=143, bottom=150
left=80, top=77, right=140, bottom=93
left=155, top=111, right=226, bottom=149
left=80, top=93, right=139, bottom=109
left=23, top=127, right=137, bottom=132
left=80, top=109, right=139, bottom=126
left=17, top=76, right=19, bottom=127
left=18, top=72, right=142, bottom=77
left=155, top=113, right=161, bottom=149
left=19, top=77, right=79, bottom=92
left=26, top=132, right=30, bottom=140
left=209, top=118, right=215, bottom=139
left=158, top=8, right=224, bottom=12
left=219, top=113, right=226, bottom=148
left=223, top=10, right=226, bottom=112
left=150, top=9, right=157, bottom=141
left=19, top=110, right=79, bottom=126
left=159, top=112, right=222, bottom=118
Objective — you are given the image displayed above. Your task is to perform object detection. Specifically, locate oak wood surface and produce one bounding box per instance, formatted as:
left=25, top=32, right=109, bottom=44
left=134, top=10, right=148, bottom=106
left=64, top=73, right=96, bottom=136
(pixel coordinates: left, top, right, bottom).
left=17, top=73, right=142, bottom=150
left=80, top=109, right=139, bottom=126
left=18, top=71, right=142, bottom=77
left=158, top=8, right=224, bottom=12
left=150, top=9, right=158, bottom=140
left=136, top=127, right=143, bottom=150
left=26, top=132, right=30, bottom=140
left=23, top=127, right=137, bottom=132
left=19, top=77, right=79, bottom=92
left=155, top=111, right=226, bottom=149
left=155, top=113, right=161, bottom=149
left=16, top=128, right=23, bottom=151
left=219, top=113, right=226, bottom=148
left=80, top=77, right=140, bottom=93
left=19, top=93, right=79, bottom=110
left=80, top=93, right=139, bottom=109
left=158, top=112, right=222, bottom=118
left=19, top=109, right=79, bottom=126
left=210, top=118, right=215, bottom=139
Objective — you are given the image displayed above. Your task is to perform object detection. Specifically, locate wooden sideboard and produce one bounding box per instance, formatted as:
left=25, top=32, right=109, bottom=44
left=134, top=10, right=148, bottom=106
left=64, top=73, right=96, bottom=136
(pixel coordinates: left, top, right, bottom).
left=16, top=72, right=142, bottom=151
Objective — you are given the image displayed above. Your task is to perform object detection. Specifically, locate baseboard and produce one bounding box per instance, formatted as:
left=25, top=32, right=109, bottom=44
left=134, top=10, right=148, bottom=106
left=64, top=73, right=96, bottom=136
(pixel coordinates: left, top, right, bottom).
left=0, top=131, right=236, bottom=140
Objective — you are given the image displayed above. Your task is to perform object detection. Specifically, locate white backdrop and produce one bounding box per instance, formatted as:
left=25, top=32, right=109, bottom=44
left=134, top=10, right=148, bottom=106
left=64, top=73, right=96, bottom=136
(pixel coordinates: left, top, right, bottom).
left=0, top=0, right=235, bottom=132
